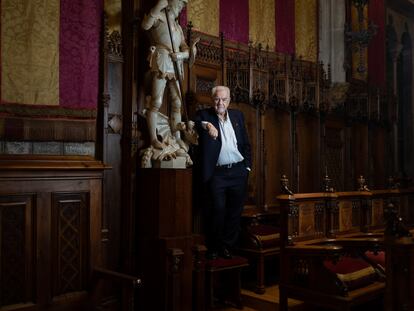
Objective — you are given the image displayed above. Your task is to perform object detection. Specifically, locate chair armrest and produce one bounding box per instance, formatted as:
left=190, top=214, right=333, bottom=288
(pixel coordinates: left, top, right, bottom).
left=92, top=267, right=142, bottom=288
left=283, top=244, right=343, bottom=256
left=333, top=238, right=383, bottom=249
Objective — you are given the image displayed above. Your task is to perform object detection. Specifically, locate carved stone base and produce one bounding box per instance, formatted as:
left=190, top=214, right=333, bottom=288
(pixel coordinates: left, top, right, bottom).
left=152, top=156, right=187, bottom=169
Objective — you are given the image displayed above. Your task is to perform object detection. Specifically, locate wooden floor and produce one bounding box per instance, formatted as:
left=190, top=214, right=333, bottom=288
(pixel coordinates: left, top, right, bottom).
left=216, top=284, right=384, bottom=311
left=216, top=284, right=305, bottom=311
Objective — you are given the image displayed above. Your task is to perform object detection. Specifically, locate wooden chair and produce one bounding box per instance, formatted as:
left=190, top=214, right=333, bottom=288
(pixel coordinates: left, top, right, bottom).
left=278, top=192, right=386, bottom=311
left=206, top=256, right=249, bottom=309
left=237, top=213, right=280, bottom=294
left=384, top=207, right=414, bottom=311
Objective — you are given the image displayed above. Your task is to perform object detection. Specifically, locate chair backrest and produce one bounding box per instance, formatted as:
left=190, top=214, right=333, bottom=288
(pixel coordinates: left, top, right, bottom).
left=277, top=192, right=337, bottom=247
left=334, top=191, right=372, bottom=235
left=395, top=187, right=414, bottom=227
left=370, top=189, right=401, bottom=231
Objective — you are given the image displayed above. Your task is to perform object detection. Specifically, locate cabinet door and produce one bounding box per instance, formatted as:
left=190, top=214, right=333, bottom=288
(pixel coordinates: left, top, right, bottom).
left=51, top=192, right=90, bottom=299
left=0, top=195, right=36, bottom=309
left=0, top=163, right=103, bottom=311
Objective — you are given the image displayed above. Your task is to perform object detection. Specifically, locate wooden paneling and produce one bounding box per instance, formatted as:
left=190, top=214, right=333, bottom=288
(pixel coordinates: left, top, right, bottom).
left=233, top=102, right=259, bottom=208
left=52, top=193, right=89, bottom=297
left=370, top=125, right=386, bottom=189
left=297, top=114, right=320, bottom=192
left=0, top=195, right=35, bottom=307
left=264, top=108, right=291, bottom=208
left=0, top=155, right=106, bottom=311
left=352, top=123, right=369, bottom=183
left=325, top=119, right=346, bottom=191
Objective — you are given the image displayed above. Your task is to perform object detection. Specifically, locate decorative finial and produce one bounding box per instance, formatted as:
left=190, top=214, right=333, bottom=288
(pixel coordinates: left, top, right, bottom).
left=384, top=203, right=411, bottom=238
left=323, top=171, right=334, bottom=192
left=387, top=176, right=400, bottom=189
left=280, top=174, right=293, bottom=195
left=357, top=175, right=370, bottom=191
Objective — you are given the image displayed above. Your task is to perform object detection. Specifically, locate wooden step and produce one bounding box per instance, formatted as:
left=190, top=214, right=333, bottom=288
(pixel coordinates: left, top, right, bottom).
left=241, top=285, right=305, bottom=311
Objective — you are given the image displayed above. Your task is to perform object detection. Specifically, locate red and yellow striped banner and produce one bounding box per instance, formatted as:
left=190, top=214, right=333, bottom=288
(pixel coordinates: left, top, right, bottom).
left=1, top=0, right=102, bottom=114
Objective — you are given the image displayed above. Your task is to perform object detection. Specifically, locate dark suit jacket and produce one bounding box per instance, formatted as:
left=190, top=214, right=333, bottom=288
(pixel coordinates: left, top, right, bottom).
left=194, top=107, right=252, bottom=182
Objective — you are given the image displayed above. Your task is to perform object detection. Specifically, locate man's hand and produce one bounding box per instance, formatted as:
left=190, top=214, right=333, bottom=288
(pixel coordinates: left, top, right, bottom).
left=206, top=122, right=218, bottom=140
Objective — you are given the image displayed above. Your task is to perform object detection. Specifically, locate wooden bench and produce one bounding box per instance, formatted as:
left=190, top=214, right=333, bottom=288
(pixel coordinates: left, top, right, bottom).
left=278, top=192, right=386, bottom=311
left=384, top=229, right=414, bottom=310
left=237, top=211, right=280, bottom=294
left=206, top=256, right=249, bottom=309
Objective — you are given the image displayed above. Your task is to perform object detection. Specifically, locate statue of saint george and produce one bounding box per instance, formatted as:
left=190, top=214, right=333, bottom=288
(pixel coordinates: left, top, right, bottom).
left=140, top=0, right=198, bottom=168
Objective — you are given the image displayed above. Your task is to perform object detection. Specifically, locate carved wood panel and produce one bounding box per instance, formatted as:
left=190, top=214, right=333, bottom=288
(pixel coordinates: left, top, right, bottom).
left=297, top=114, right=320, bottom=192
left=370, top=125, right=386, bottom=189
left=325, top=124, right=345, bottom=191
left=232, top=102, right=258, bottom=208
left=352, top=124, right=369, bottom=187
left=52, top=192, right=89, bottom=297
left=299, top=202, right=315, bottom=237
left=0, top=195, right=35, bottom=307
left=0, top=156, right=104, bottom=310
left=264, top=108, right=291, bottom=208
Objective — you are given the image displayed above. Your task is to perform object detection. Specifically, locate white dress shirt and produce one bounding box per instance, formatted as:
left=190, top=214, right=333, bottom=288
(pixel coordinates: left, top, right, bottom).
left=202, top=113, right=244, bottom=166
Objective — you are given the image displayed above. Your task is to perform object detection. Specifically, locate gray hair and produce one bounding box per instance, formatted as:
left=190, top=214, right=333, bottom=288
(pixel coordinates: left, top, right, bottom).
left=211, top=85, right=231, bottom=99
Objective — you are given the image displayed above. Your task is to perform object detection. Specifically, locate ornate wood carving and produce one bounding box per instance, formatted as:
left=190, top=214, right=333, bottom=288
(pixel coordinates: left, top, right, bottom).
left=0, top=155, right=105, bottom=310
left=107, top=113, right=123, bottom=134
left=108, top=31, right=123, bottom=61
left=226, top=49, right=250, bottom=104
left=52, top=193, right=89, bottom=296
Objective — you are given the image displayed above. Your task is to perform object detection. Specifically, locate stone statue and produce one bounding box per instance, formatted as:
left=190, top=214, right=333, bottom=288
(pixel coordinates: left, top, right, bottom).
left=140, top=0, right=198, bottom=168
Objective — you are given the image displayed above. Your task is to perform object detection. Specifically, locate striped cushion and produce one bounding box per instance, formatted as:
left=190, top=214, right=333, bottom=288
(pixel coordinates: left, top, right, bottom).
left=324, top=256, right=379, bottom=291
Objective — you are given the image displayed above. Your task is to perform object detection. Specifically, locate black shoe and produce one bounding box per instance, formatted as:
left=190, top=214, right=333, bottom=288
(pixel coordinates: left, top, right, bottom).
left=219, top=247, right=232, bottom=259
left=206, top=250, right=218, bottom=260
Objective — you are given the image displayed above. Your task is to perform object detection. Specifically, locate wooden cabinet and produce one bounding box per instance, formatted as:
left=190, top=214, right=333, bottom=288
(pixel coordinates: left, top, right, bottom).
left=0, top=156, right=107, bottom=311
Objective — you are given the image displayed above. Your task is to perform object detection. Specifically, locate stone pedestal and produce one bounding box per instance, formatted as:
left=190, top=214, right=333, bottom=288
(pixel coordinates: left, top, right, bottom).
left=152, top=156, right=187, bottom=169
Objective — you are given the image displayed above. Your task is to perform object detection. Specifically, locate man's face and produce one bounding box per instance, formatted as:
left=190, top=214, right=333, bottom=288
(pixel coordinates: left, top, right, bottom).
left=212, top=88, right=230, bottom=116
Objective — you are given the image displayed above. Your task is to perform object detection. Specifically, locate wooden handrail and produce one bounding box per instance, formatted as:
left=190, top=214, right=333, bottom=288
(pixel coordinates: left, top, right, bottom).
left=92, top=267, right=142, bottom=311
left=93, top=267, right=142, bottom=287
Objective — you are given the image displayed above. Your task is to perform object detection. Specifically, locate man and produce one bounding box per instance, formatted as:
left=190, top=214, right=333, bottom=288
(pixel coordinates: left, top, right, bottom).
left=195, top=86, right=251, bottom=259
left=142, top=0, right=189, bottom=150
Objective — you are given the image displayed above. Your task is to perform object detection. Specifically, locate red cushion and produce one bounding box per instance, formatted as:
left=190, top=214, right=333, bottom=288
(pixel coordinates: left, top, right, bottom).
left=365, top=251, right=386, bottom=270
left=324, top=256, right=378, bottom=291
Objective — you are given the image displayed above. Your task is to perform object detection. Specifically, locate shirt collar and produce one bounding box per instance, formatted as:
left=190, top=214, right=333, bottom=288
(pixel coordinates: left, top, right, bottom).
left=217, top=110, right=228, bottom=122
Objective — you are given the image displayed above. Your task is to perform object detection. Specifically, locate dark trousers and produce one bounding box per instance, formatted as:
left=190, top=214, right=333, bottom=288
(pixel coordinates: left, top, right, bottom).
left=204, top=164, right=248, bottom=251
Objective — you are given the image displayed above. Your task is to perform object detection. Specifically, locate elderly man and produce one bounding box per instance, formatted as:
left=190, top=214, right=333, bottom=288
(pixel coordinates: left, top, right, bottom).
left=195, top=86, right=252, bottom=259
left=142, top=0, right=189, bottom=150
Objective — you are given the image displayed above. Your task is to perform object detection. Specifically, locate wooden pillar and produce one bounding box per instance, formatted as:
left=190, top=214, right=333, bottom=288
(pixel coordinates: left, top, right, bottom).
left=136, top=168, right=194, bottom=311
left=385, top=236, right=414, bottom=311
